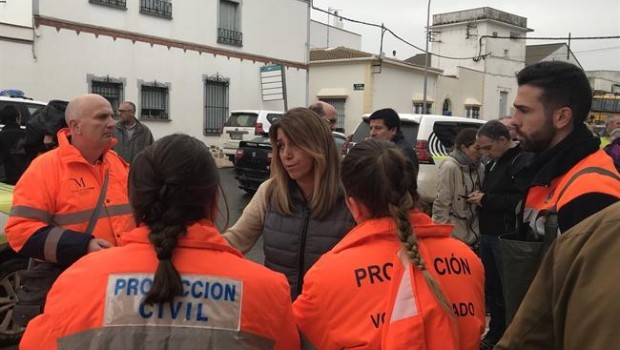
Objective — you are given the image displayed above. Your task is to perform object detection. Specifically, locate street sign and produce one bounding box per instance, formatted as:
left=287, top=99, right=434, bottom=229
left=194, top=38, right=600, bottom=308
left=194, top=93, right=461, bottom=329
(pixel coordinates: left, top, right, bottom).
left=353, top=83, right=364, bottom=91
left=260, top=64, right=284, bottom=101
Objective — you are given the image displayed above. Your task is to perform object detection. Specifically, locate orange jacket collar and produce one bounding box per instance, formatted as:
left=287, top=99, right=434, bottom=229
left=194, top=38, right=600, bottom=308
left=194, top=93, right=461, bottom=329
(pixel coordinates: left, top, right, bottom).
left=332, top=212, right=454, bottom=254
left=120, top=220, right=243, bottom=257
left=56, top=128, right=118, bottom=164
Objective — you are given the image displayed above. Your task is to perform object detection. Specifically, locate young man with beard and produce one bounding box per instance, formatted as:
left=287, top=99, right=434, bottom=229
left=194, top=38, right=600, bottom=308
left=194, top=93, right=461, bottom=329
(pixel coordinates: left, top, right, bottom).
left=503, top=61, right=620, bottom=325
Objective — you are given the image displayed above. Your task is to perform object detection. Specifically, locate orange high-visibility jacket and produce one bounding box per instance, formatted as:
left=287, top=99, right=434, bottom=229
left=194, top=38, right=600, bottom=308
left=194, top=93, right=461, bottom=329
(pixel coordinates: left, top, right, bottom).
left=6, top=129, right=134, bottom=265
left=293, top=212, right=485, bottom=350
left=522, top=150, right=620, bottom=237
left=20, top=221, right=300, bottom=350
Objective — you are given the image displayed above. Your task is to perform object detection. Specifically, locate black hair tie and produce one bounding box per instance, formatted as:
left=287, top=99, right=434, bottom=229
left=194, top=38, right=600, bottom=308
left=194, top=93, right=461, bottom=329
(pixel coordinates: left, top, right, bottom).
left=156, top=249, right=172, bottom=260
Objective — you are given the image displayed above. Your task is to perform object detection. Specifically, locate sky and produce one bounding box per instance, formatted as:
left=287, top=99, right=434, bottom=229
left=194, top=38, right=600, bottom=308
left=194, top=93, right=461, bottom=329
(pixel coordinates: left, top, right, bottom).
left=310, top=0, right=620, bottom=71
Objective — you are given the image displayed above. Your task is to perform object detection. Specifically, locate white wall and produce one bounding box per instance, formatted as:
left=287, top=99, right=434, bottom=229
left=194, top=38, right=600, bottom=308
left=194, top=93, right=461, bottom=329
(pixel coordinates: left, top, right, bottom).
left=309, top=62, right=366, bottom=134
left=537, top=46, right=581, bottom=67
left=35, top=0, right=309, bottom=63
left=373, top=63, right=437, bottom=114
left=310, top=60, right=440, bottom=134
left=0, top=0, right=31, bottom=27
left=1, top=0, right=309, bottom=147
left=437, top=67, right=484, bottom=118
left=310, top=20, right=361, bottom=50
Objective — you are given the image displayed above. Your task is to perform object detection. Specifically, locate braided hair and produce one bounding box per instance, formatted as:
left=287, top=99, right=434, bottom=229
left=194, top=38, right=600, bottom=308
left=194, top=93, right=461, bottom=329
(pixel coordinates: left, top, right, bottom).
left=341, top=139, right=453, bottom=316
left=129, top=134, right=220, bottom=305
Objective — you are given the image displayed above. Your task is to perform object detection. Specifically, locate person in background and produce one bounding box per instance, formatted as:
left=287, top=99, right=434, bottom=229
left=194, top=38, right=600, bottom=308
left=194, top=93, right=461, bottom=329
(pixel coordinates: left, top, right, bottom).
left=0, top=105, right=27, bottom=184
left=20, top=134, right=299, bottom=350
left=499, top=116, right=518, bottom=141
left=368, top=108, right=418, bottom=171
left=24, top=100, right=69, bottom=164
left=309, top=101, right=338, bottom=131
left=467, top=120, right=527, bottom=350
left=6, top=94, right=134, bottom=268
left=600, top=116, right=620, bottom=148
left=293, top=139, right=484, bottom=349
left=432, top=128, right=484, bottom=250
left=223, top=107, right=354, bottom=300
left=112, top=101, right=154, bottom=163
left=603, top=127, right=620, bottom=171
left=496, top=201, right=620, bottom=350
left=504, top=61, right=620, bottom=323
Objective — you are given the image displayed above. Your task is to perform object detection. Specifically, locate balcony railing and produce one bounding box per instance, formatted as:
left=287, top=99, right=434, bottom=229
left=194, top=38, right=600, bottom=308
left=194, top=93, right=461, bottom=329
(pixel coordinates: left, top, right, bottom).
left=217, top=28, right=243, bottom=46
left=89, top=0, right=126, bottom=10
left=140, top=0, right=172, bottom=19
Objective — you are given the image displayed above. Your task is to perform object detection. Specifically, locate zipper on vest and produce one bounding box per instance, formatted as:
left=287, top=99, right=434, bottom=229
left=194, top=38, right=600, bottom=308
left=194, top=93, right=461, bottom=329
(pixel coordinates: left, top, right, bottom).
left=296, top=206, right=311, bottom=297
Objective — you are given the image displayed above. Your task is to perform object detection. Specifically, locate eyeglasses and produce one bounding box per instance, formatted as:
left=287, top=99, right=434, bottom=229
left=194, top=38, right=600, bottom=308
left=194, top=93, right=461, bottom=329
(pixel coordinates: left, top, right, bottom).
left=325, top=119, right=337, bottom=125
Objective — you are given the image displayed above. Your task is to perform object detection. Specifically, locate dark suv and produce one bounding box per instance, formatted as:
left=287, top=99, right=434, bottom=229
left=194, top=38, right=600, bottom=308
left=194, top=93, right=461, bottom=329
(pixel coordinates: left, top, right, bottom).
left=234, top=132, right=347, bottom=193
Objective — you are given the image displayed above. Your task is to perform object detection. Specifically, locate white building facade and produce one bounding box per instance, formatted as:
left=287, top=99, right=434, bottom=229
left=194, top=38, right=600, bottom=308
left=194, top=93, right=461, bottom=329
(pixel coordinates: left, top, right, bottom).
left=430, top=7, right=531, bottom=119
left=309, top=47, right=441, bottom=134
left=0, top=0, right=310, bottom=145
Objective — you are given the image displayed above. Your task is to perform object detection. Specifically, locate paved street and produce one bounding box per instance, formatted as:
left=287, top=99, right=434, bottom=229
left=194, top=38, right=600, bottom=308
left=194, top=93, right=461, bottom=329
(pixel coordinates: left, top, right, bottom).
left=0, top=167, right=262, bottom=349
left=217, top=167, right=264, bottom=264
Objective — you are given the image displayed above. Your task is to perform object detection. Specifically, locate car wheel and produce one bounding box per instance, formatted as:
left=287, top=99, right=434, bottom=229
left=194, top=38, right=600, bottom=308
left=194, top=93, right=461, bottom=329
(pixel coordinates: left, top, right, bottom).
left=0, top=258, right=27, bottom=345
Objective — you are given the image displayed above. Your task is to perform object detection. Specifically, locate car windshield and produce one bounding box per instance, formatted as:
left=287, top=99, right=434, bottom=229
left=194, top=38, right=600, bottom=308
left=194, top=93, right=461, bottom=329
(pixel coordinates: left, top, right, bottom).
left=226, top=113, right=258, bottom=127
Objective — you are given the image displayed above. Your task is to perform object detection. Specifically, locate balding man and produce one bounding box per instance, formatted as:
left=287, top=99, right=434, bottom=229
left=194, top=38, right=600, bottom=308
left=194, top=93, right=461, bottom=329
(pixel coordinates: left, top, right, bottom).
left=6, top=94, right=135, bottom=269
left=309, top=101, right=338, bottom=131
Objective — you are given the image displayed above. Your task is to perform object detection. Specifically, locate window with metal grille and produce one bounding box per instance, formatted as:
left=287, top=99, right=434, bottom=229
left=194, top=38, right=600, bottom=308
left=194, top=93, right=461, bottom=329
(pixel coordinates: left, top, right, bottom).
left=319, top=98, right=346, bottom=131
left=140, top=85, right=169, bottom=120
left=218, top=0, right=242, bottom=46
left=89, top=0, right=126, bottom=9
left=91, top=80, right=124, bottom=113
left=413, top=102, right=432, bottom=114
left=140, top=0, right=172, bottom=19
left=204, top=77, right=230, bottom=135
left=465, top=105, right=480, bottom=119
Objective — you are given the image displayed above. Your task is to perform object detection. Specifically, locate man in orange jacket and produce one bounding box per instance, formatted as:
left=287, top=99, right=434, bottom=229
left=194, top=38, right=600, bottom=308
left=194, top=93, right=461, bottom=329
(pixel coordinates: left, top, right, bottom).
left=502, top=62, right=620, bottom=324
left=6, top=94, right=134, bottom=267
left=293, top=139, right=485, bottom=350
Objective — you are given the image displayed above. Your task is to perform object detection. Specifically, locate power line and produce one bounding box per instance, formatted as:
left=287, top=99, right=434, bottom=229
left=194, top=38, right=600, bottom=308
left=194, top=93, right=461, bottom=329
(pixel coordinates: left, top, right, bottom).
left=310, top=3, right=484, bottom=60
left=311, top=2, right=620, bottom=63
left=474, top=35, right=620, bottom=61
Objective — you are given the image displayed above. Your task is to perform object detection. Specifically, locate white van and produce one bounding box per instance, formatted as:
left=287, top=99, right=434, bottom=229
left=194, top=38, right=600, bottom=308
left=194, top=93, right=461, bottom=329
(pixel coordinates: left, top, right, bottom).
left=220, top=110, right=283, bottom=162
left=348, top=114, right=486, bottom=205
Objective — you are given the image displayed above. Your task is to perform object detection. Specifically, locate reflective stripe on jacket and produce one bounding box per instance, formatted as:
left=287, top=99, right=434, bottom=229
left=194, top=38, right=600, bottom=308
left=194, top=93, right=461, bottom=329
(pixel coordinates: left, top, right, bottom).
left=19, top=221, right=300, bottom=350
left=293, top=212, right=485, bottom=350
left=522, top=150, right=620, bottom=238
left=5, top=128, right=134, bottom=261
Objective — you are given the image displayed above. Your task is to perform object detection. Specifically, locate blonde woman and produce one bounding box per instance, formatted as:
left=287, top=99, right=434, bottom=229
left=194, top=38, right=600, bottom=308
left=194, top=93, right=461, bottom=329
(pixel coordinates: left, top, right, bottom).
left=223, top=107, right=354, bottom=300
left=293, top=139, right=485, bottom=349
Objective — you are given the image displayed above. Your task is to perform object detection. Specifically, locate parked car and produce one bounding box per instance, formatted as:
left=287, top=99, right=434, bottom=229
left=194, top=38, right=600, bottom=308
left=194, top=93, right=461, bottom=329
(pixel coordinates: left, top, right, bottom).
left=348, top=114, right=486, bottom=205
left=220, top=110, right=283, bottom=163
left=0, top=182, right=27, bottom=345
left=234, top=132, right=347, bottom=193
left=0, top=93, right=47, bottom=128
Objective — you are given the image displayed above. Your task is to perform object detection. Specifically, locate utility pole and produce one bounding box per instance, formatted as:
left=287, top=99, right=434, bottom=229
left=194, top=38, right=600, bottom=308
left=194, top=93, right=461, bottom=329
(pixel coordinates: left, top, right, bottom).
left=422, top=0, right=432, bottom=114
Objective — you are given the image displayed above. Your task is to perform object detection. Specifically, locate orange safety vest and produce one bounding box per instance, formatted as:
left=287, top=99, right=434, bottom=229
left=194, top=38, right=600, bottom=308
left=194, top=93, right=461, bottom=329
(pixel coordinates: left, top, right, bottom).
left=293, top=212, right=485, bottom=350
left=20, top=221, right=300, bottom=350
left=522, top=150, right=620, bottom=238
left=6, top=129, right=134, bottom=255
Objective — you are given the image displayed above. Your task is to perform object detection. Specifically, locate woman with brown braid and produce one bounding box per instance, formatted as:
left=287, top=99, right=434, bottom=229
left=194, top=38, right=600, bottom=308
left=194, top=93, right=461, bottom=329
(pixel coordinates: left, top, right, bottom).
left=293, top=139, right=484, bottom=350
left=20, top=134, right=299, bottom=350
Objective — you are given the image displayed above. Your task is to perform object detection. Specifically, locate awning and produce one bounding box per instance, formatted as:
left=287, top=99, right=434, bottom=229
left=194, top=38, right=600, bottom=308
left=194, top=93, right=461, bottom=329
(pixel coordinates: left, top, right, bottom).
left=316, top=88, right=348, bottom=98
left=464, top=98, right=482, bottom=106
left=412, top=93, right=434, bottom=102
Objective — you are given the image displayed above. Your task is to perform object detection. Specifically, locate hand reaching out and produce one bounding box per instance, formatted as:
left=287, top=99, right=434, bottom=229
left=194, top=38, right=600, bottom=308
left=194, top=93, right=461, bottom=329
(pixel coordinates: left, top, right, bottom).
left=87, top=238, right=113, bottom=253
